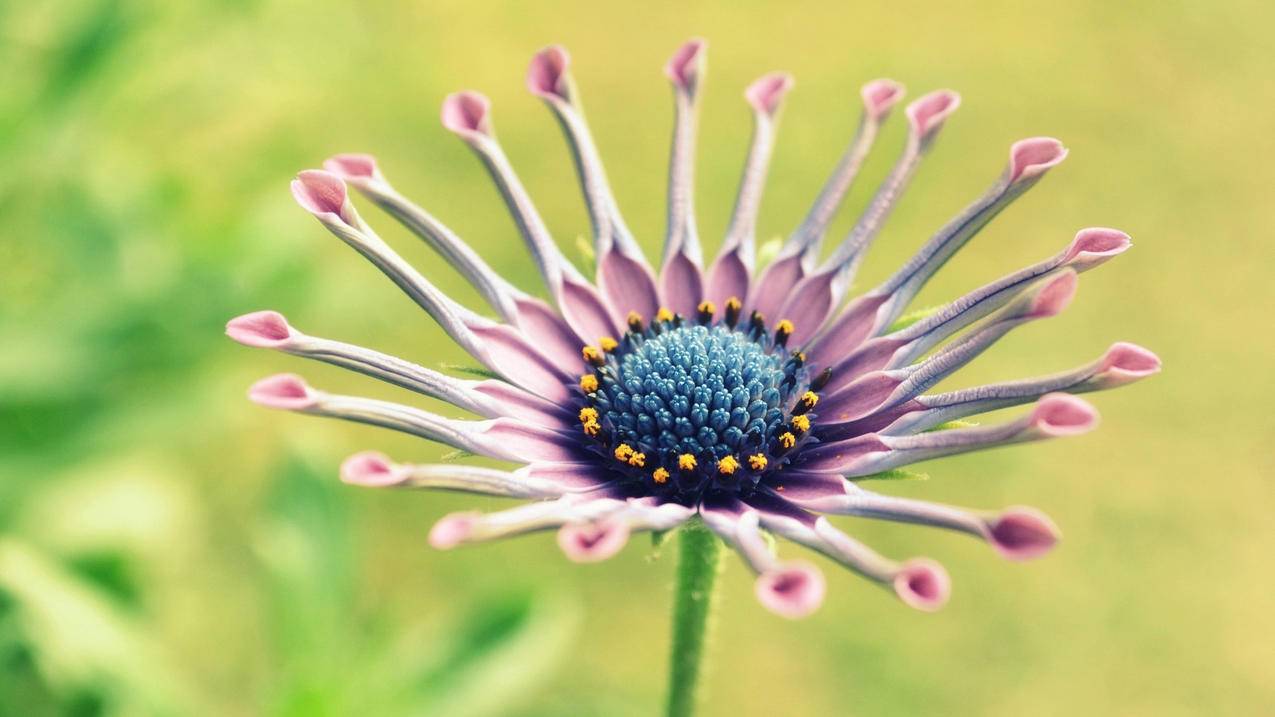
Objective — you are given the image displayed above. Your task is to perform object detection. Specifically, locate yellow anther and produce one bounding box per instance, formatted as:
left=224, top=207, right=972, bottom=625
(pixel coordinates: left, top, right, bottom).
left=793, top=351, right=807, bottom=363
left=582, top=420, right=600, bottom=437
left=678, top=453, right=698, bottom=471
left=614, top=444, right=634, bottom=462
left=748, top=453, right=768, bottom=471
left=599, top=336, right=619, bottom=352
left=578, top=407, right=599, bottom=423
left=580, top=374, right=599, bottom=393
left=801, top=390, right=819, bottom=408
left=717, top=455, right=740, bottom=475
left=697, top=300, right=716, bottom=315
left=628, top=451, right=646, bottom=468
left=627, top=310, right=643, bottom=325
left=779, top=432, right=797, bottom=449
left=776, top=319, right=794, bottom=335
left=791, top=414, right=811, bottom=433
left=582, top=345, right=605, bottom=365
left=725, top=297, right=742, bottom=312
left=653, top=467, right=670, bottom=484
left=656, top=307, right=674, bottom=323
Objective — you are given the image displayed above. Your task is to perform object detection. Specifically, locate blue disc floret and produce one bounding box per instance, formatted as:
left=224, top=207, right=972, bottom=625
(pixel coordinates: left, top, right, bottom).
left=578, top=305, right=823, bottom=503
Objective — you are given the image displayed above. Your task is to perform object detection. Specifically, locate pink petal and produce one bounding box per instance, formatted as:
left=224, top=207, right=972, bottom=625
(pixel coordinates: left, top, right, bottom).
left=429, top=511, right=480, bottom=550
left=468, top=324, right=574, bottom=404
left=1028, top=269, right=1078, bottom=317
left=893, top=558, right=951, bottom=611
left=248, top=373, right=319, bottom=410
left=745, top=71, right=794, bottom=116
left=559, top=275, right=622, bottom=343
left=659, top=251, right=706, bottom=319
left=339, top=451, right=404, bottom=488
left=665, top=38, right=706, bottom=90
left=746, top=252, right=805, bottom=319
left=226, top=310, right=295, bottom=348
left=322, top=153, right=381, bottom=182
left=470, top=381, right=571, bottom=427
left=291, top=170, right=350, bottom=221
left=817, top=371, right=901, bottom=424
left=906, top=90, right=961, bottom=139
left=705, top=249, right=751, bottom=310
left=480, top=419, right=588, bottom=463
left=1029, top=394, right=1099, bottom=436
left=509, top=296, right=588, bottom=375
left=861, top=78, right=905, bottom=120
left=527, top=45, right=570, bottom=100
left=755, top=562, right=826, bottom=619
left=1008, top=137, right=1068, bottom=184
left=441, top=91, right=493, bottom=140
left=1100, top=342, right=1162, bottom=378
left=597, top=247, right=661, bottom=324
left=988, top=507, right=1061, bottom=561
left=557, top=518, right=631, bottom=563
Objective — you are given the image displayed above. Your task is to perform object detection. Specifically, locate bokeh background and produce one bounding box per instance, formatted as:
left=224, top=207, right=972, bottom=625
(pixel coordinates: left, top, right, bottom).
left=3, top=1, right=1272, bottom=715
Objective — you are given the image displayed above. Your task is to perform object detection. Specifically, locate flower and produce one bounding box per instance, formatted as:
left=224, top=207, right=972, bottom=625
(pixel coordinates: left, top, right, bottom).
left=229, top=39, right=1160, bottom=619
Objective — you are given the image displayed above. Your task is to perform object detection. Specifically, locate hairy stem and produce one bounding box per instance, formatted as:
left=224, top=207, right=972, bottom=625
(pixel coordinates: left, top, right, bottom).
left=665, top=518, right=723, bottom=717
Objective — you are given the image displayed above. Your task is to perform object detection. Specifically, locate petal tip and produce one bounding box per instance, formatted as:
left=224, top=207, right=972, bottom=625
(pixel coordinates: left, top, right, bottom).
left=441, top=91, right=493, bottom=139
left=989, top=506, right=1060, bottom=560
left=1029, top=269, right=1078, bottom=318
left=339, top=451, right=403, bottom=487
left=666, top=38, right=707, bottom=90
left=557, top=519, right=630, bottom=563
left=248, top=373, right=319, bottom=410
left=893, top=559, right=951, bottom=611
left=745, top=71, right=794, bottom=116
left=1009, top=137, right=1068, bottom=183
left=291, top=169, right=349, bottom=218
left=429, top=512, right=479, bottom=550
left=861, top=78, right=905, bottom=119
left=226, top=310, right=294, bottom=348
left=1102, top=342, right=1162, bottom=378
left=906, top=90, right=961, bottom=138
left=1031, top=393, right=1099, bottom=436
left=322, top=153, right=381, bottom=183
left=755, top=562, right=826, bottom=619
left=527, top=45, right=570, bottom=100
left=1067, top=227, right=1131, bottom=262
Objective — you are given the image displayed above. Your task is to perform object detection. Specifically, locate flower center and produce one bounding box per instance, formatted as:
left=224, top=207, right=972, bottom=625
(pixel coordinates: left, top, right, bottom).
left=575, top=300, right=827, bottom=503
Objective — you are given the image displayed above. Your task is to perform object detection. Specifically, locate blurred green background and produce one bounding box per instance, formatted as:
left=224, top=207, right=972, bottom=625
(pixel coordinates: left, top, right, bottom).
left=3, top=0, right=1272, bottom=715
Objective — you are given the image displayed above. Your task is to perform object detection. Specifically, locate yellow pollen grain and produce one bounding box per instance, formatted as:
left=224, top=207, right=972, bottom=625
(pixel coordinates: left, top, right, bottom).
left=582, top=421, right=600, bottom=436
left=678, top=453, right=698, bottom=471
left=628, top=452, right=646, bottom=468
left=801, top=390, right=819, bottom=408
left=779, top=432, right=797, bottom=449
left=791, top=414, right=811, bottom=433
left=776, top=319, right=794, bottom=334
left=614, top=444, right=634, bottom=461
left=656, top=307, right=674, bottom=323
left=794, top=351, right=807, bottom=363
left=578, top=407, right=598, bottom=423
left=582, top=345, right=604, bottom=364
left=748, top=453, right=768, bottom=471
left=627, top=310, right=643, bottom=325
left=580, top=374, right=599, bottom=393
left=725, top=297, right=742, bottom=311
left=653, top=467, right=670, bottom=484
left=718, top=455, right=740, bottom=475
left=697, top=300, right=716, bottom=315
left=599, top=336, right=618, bottom=352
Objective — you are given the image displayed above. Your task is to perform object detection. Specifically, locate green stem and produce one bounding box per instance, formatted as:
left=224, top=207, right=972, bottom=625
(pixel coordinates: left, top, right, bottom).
left=664, top=518, right=723, bottom=717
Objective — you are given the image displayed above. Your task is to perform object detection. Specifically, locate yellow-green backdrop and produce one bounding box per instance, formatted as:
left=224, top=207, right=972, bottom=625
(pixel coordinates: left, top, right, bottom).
left=2, top=1, right=1271, bottom=715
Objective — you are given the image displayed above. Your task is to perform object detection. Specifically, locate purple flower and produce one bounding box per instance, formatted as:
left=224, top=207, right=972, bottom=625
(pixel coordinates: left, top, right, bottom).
left=229, top=40, right=1159, bottom=619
